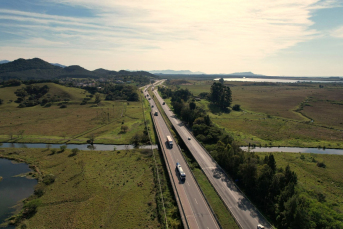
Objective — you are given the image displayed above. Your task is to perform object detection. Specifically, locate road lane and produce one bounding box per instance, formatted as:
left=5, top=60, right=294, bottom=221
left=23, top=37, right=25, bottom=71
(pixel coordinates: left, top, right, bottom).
left=153, top=86, right=273, bottom=229
left=144, top=85, right=220, bottom=229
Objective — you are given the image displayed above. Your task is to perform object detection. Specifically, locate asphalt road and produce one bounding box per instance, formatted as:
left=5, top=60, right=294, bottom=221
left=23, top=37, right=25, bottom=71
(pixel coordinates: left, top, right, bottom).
left=153, top=85, right=273, bottom=229
left=144, top=86, right=220, bottom=229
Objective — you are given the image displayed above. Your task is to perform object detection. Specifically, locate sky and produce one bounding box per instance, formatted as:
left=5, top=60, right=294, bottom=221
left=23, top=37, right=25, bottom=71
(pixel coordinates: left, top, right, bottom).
left=0, top=0, right=343, bottom=76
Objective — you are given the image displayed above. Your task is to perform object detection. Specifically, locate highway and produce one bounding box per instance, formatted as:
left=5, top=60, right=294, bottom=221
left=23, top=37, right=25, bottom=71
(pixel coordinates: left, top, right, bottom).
left=143, top=85, right=220, bottom=229
left=152, top=84, right=273, bottom=229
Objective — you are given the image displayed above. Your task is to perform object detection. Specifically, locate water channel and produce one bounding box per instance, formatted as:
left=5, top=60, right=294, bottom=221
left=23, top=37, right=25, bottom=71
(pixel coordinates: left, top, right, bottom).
left=0, top=158, right=37, bottom=228
left=241, top=146, right=343, bottom=155
left=0, top=143, right=158, bottom=151
left=214, top=77, right=343, bottom=83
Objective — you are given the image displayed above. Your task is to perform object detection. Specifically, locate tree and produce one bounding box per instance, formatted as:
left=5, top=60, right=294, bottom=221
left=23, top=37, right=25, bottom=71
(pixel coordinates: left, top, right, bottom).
left=46, top=144, right=51, bottom=150
left=70, top=148, right=79, bottom=156
left=87, top=134, right=95, bottom=145
left=121, top=125, right=129, bottom=133
left=130, top=133, right=141, bottom=148
left=0, top=99, right=3, bottom=105
left=95, top=93, right=101, bottom=104
left=210, top=82, right=232, bottom=110
left=189, top=101, right=196, bottom=110
left=60, top=145, right=67, bottom=152
left=219, top=77, right=224, bottom=84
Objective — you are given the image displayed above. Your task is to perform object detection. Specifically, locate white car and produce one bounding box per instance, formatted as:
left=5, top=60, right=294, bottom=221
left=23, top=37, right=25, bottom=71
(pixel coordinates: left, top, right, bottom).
left=257, top=225, right=264, bottom=229
left=188, top=137, right=191, bottom=140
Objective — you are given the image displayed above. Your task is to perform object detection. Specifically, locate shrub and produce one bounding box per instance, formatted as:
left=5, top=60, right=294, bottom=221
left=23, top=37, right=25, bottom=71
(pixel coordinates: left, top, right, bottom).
left=42, top=174, right=55, bottom=185
left=317, top=162, right=326, bottom=168
left=60, top=104, right=67, bottom=108
left=22, top=199, right=41, bottom=218
left=232, top=104, right=241, bottom=111
left=60, top=145, right=67, bottom=152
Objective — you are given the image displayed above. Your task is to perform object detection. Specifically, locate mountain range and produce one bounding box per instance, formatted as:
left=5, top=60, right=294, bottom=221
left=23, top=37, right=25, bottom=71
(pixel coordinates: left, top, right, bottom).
left=0, top=58, right=155, bottom=81
left=149, top=70, right=205, bottom=74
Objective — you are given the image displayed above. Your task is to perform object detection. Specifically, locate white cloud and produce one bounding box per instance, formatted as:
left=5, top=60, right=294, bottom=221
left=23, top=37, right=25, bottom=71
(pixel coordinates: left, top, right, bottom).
left=0, top=0, right=341, bottom=74
left=331, top=26, right=343, bottom=38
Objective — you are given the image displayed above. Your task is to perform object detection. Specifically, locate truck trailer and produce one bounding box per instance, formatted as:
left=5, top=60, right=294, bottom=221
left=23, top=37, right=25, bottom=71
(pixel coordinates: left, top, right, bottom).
left=166, top=136, right=173, bottom=148
left=176, top=163, right=186, bottom=181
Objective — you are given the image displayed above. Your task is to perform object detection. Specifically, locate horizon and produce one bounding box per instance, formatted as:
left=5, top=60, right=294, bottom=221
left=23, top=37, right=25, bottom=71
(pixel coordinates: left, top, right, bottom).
left=1, top=0, right=343, bottom=76
left=2, top=57, right=343, bottom=77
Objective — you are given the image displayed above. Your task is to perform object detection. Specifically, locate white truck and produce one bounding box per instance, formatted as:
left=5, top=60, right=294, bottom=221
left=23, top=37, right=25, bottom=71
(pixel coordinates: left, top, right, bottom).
left=166, top=136, right=173, bottom=148
left=176, top=163, right=186, bottom=181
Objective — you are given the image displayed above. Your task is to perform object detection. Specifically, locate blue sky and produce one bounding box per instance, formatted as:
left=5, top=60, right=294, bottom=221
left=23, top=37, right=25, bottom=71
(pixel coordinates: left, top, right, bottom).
left=0, top=0, right=343, bottom=76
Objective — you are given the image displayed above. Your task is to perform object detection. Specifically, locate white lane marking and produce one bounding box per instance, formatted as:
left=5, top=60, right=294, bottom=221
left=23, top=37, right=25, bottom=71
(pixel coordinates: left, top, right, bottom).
left=194, top=198, right=198, bottom=204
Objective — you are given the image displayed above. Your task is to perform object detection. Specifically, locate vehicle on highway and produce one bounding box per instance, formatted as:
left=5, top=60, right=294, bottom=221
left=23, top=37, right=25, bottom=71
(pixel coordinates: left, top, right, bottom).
left=166, top=135, right=173, bottom=148
left=149, top=98, right=151, bottom=100
left=188, top=137, right=191, bottom=140
left=152, top=105, right=154, bottom=108
left=154, top=111, right=158, bottom=116
left=257, top=224, right=264, bottom=229
left=176, top=162, right=186, bottom=181
left=162, top=102, right=165, bottom=105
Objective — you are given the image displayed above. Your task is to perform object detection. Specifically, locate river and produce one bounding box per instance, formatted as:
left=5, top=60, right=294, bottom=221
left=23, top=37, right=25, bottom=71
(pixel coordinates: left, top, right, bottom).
left=241, top=146, right=343, bottom=155
left=0, top=143, right=158, bottom=151
left=0, top=158, right=37, bottom=228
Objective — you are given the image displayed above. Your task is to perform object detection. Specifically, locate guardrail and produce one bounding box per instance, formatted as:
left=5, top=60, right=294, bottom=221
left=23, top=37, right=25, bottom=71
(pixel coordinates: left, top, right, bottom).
left=156, top=90, right=274, bottom=229
left=151, top=111, right=190, bottom=229
left=176, top=143, right=222, bottom=229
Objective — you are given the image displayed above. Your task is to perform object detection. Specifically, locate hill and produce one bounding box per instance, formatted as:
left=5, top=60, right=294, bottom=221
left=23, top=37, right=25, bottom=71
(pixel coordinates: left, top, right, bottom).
left=149, top=69, right=205, bottom=74
left=0, top=58, right=157, bottom=81
left=0, top=60, right=10, bottom=64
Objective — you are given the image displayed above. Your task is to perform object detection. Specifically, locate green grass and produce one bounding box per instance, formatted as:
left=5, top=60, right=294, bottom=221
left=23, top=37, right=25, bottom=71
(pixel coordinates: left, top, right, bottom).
left=193, top=168, right=239, bottom=229
left=0, top=148, right=161, bottom=229
left=257, top=152, right=343, bottom=214
left=0, top=84, right=148, bottom=144
left=178, top=81, right=343, bottom=148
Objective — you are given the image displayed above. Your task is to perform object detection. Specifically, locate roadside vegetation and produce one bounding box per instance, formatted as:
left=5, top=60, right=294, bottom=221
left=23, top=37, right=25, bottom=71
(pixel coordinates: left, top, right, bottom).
left=158, top=80, right=343, bottom=228
left=0, top=147, right=178, bottom=229
left=150, top=87, right=239, bottom=229
left=0, top=83, right=150, bottom=144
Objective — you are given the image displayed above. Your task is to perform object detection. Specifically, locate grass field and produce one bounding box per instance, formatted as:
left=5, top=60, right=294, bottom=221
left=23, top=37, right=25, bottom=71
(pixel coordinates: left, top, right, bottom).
left=257, top=151, right=343, bottom=214
left=0, top=147, right=162, bottom=228
left=1, top=146, right=183, bottom=228
left=0, top=83, right=150, bottom=145
left=178, top=81, right=343, bottom=148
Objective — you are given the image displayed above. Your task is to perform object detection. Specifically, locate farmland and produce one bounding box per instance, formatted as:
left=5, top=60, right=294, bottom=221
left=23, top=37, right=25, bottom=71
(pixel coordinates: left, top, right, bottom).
left=0, top=83, right=154, bottom=144
left=0, top=147, right=180, bottom=228
left=178, top=81, right=343, bottom=147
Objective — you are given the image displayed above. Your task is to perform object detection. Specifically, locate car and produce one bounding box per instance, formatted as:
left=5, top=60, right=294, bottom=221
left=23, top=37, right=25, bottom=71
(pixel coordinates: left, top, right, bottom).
left=152, top=105, right=154, bottom=108
left=188, top=137, right=191, bottom=140
left=257, top=224, right=265, bottom=229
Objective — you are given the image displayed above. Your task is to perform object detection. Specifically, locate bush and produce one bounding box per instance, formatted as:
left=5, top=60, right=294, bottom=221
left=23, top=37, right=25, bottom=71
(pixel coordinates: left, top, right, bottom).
left=317, top=162, right=326, bottom=168
left=42, top=174, right=55, bottom=185
left=232, top=104, right=241, bottom=111
left=69, top=148, right=79, bottom=157
left=22, top=199, right=41, bottom=218
left=60, top=145, right=67, bottom=152
left=60, top=104, right=67, bottom=108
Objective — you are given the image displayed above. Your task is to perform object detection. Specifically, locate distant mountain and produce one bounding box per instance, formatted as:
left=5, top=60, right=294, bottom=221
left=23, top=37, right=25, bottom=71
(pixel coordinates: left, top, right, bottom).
left=0, top=58, right=156, bottom=81
left=149, top=70, right=205, bottom=75
left=227, top=72, right=264, bottom=76
left=51, top=63, right=66, bottom=68
left=0, top=60, right=10, bottom=64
